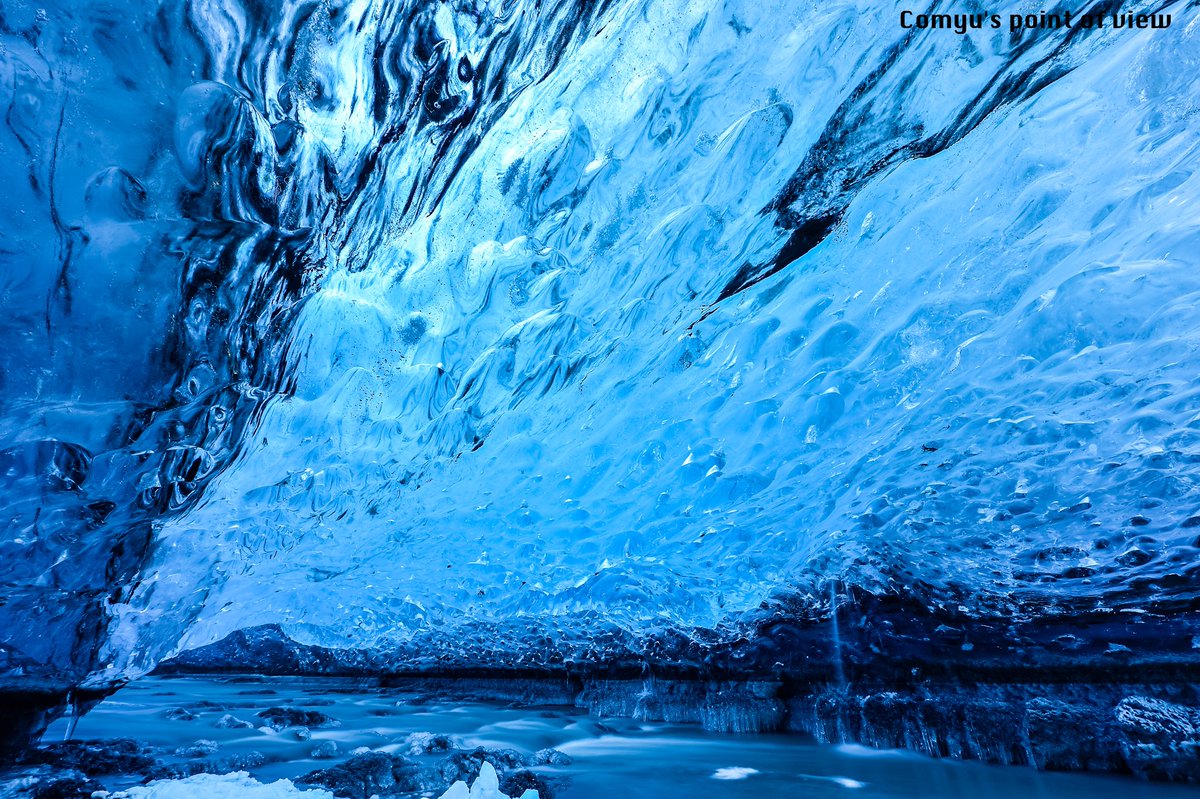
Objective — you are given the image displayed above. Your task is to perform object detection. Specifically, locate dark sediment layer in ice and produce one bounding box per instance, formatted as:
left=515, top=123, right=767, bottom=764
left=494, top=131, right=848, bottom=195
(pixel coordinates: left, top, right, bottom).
left=9, top=590, right=1199, bottom=778
left=6, top=3, right=1200, bottom=780
left=156, top=585, right=1200, bottom=681
left=141, top=595, right=1200, bottom=782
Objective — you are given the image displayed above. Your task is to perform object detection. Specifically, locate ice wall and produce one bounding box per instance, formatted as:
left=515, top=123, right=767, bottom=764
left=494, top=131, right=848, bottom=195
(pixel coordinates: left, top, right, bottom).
left=2, top=0, right=1199, bottom=722
left=0, top=0, right=326, bottom=707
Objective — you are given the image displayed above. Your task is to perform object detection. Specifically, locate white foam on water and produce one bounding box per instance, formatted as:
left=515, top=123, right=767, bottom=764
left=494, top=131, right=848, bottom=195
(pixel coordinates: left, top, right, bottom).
left=799, top=773, right=868, bottom=789
left=835, top=743, right=914, bottom=759
left=712, top=767, right=760, bottom=780
left=832, top=777, right=867, bottom=789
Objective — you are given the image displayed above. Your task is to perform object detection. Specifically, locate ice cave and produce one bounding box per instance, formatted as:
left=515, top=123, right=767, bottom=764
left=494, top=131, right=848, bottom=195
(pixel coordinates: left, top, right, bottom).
left=1, top=0, right=1199, bottom=796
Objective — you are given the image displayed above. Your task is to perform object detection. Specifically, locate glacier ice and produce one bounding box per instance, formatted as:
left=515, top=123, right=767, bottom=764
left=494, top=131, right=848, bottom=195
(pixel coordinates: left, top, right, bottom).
left=1, top=0, right=1199, bottom=767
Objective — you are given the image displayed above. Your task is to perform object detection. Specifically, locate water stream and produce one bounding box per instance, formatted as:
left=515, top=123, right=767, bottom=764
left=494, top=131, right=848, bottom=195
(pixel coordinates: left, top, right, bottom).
left=24, top=676, right=1199, bottom=799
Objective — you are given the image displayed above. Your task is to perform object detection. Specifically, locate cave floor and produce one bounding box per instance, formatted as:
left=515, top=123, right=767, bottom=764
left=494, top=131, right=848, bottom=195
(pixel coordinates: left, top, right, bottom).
left=13, top=676, right=1198, bottom=798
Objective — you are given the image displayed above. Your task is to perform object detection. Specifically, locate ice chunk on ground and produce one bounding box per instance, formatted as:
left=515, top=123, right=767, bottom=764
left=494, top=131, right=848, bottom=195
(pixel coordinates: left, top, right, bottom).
left=436, top=761, right=539, bottom=799
left=112, top=771, right=336, bottom=798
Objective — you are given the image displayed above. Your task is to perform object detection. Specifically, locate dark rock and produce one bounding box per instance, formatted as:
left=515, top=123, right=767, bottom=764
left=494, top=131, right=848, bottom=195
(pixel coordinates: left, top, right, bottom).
left=416, top=749, right=555, bottom=798
left=1116, top=696, right=1200, bottom=781
left=156, top=624, right=381, bottom=676
left=214, top=713, right=255, bottom=729
left=788, top=681, right=1200, bottom=780
left=956, top=698, right=1025, bottom=764
left=402, top=732, right=462, bottom=755
left=300, top=752, right=421, bottom=799
left=533, top=748, right=572, bottom=766
left=1024, top=697, right=1121, bottom=771
left=19, top=738, right=157, bottom=776
left=174, top=739, right=219, bottom=758
left=433, top=747, right=533, bottom=786
left=163, top=707, right=197, bottom=721
left=500, top=769, right=557, bottom=799
left=188, top=701, right=226, bottom=711
left=0, top=692, right=74, bottom=759
left=145, top=751, right=269, bottom=781
left=31, top=774, right=104, bottom=799
left=257, top=706, right=339, bottom=730
left=860, top=691, right=914, bottom=738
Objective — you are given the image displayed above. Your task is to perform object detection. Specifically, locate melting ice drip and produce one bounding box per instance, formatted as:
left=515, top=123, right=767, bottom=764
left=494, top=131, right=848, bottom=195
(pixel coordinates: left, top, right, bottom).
left=829, top=583, right=846, bottom=689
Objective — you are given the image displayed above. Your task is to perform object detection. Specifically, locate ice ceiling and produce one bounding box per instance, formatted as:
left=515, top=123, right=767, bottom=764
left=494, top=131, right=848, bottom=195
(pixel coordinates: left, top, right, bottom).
left=1, top=0, right=1199, bottom=692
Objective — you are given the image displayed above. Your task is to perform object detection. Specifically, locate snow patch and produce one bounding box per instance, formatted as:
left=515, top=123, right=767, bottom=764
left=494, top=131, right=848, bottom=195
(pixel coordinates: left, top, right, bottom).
left=108, top=771, right=336, bottom=798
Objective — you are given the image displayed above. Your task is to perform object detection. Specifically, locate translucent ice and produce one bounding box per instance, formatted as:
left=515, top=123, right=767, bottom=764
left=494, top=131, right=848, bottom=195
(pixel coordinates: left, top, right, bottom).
left=1, top=0, right=1198, bottom=711
left=114, top=772, right=335, bottom=799
left=438, top=762, right=538, bottom=799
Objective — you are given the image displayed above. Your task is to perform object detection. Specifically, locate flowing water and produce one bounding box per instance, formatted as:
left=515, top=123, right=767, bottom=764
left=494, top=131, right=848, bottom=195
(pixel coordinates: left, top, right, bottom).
left=26, top=676, right=1200, bottom=799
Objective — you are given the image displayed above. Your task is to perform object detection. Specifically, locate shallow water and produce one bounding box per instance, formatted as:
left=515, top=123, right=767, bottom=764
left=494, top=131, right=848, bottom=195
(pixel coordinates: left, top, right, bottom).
left=36, top=677, right=1200, bottom=798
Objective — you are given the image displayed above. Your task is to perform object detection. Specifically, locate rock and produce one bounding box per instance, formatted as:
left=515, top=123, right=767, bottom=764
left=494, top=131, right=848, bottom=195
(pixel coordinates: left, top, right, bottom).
left=1117, top=696, right=1196, bottom=743
left=174, top=739, right=219, bottom=758
left=1115, top=696, right=1200, bottom=781
left=214, top=714, right=254, bottom=730
left=311, top=740, right=340, bottom=759
left=29, top=774, right=104, bottom=799
left=163, top=708, right=197, bottom=721
left=403, top=732, right=463, bottom=755
left=425, top=748, right=538, bottom=798
left=188, top=701, right=226, bottom=711
left=18, top=739, right=158, bottom=776
left=299, top=752, right=421, bottom=799
left=155, top=624, right=380, bottom=677
left=294, top=727, right=312, bottom=741
left=500, top=770, right=555, bottom=799
left=467, top=747, right=530, bottom=770
left=144, top=750, right=269, bottom=781
left=1023, top=697, right=1120, bottom=771
left=256, top=707, right=339, bottom=731
left=532, top=749, right=571, bottom=766
left=437, top=762, right=538, bottom=799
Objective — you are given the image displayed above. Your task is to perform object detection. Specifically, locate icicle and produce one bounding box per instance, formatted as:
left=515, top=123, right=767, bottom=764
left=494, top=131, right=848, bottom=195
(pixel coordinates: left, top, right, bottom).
left=63, top=689, right=80, bottom=742
left=829, top=582, right=846, bottom=690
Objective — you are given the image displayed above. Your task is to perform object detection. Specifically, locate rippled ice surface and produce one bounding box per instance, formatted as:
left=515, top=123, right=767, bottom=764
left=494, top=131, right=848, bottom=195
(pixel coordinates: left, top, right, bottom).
left=6, top=0, right=1200, bottom=694
left=35, top=677, right=1200, bottom=799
